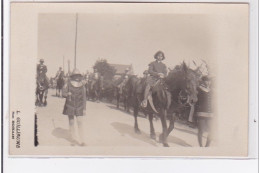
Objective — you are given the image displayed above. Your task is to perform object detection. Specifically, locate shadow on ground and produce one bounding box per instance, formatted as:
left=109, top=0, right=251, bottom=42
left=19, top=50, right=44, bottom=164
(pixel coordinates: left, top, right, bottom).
left=111, top=122, right=158, bottom=146
left=107, top=105, right=148, bottom=119
left=51, top=94, right=64, bottom=98
left=52, top=127, right=79, bottom=145
left=167, top=135, right=192, bottom=147
left=107, top=105, right=134, bottom=116
left=174, top=127, right=198, bottom=136
left=112, top=122, right=193, bottom=147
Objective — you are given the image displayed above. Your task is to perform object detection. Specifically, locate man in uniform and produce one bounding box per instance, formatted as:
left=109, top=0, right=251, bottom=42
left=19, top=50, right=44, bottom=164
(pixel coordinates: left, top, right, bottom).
left=55, top=67, right=64, bottom=80
left=141, top=51, right=168, bottom=107
left=37, top=59, right=50, bottom=87
left=117, top=68, right=131, bottom=94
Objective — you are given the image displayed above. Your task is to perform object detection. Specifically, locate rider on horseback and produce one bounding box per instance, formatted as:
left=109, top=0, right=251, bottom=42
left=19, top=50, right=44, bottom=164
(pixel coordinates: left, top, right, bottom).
left=141, top=51, right=168, bottom=108
left=117, top=68, right=131, bottom=94
left=142, top=70, right=149, bottom=79
left=37, top=59, right=50, bottom=87
left=90, top=67, right=101, bottom=90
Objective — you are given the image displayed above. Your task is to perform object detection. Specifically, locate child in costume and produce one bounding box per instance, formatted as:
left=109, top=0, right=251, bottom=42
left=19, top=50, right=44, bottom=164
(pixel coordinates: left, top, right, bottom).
left=63, top=69, right=87, bottom=146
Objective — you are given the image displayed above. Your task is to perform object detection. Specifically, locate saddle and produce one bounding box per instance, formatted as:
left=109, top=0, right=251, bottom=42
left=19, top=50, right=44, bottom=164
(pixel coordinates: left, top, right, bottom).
left=147, top=79, right=171, bottom=112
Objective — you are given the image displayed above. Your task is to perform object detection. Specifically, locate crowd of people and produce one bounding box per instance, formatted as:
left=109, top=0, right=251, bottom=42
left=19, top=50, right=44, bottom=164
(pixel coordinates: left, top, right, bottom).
left=36, top=50, right=214, bottom=147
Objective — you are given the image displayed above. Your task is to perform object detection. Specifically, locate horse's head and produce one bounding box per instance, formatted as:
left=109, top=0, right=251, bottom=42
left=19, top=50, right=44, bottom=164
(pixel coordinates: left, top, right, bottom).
left=166, top=62, right=200, bottom=105
left=184, top=68, right=200, bottom=104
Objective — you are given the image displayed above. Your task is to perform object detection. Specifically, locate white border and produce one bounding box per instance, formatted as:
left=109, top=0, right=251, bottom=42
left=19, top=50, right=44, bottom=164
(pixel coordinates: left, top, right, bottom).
left=2, top=0, right=258, bottom=172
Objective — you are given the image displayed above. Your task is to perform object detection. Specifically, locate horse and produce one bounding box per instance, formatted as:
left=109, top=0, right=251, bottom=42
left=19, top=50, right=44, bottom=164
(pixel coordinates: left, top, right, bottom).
left=101, top=80, right=115, bottom=102
left=86, top=75, right=103, bottom=102
left=125, top=62, right=200, bottom=147
left=114, top=76, right=131, bottom=112
left=164, top=63, right=201, bottom=143
left=56, top=71, right=64, bottom=97
left=35, top=74, right=49, bottom=106
left=125, top=75, right=171, bottom=146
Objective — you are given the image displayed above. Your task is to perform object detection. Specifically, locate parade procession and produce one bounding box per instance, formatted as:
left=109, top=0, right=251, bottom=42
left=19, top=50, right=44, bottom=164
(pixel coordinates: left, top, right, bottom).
left=35, top=50, right=215, bottom=148
left=30, top=10, right=221, bottom=149
left=7, top=1, right=252, bottom=163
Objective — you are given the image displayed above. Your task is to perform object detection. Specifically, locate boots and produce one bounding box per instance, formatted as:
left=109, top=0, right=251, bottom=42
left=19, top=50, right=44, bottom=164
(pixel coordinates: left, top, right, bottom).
left=141, top=85, right=151, bottom=107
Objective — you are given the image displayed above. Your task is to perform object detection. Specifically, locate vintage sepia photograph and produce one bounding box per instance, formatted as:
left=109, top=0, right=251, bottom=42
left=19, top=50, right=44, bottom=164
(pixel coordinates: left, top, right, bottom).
left=36, top=13, right=216, bottom=148
left=9, top=3, right=249, bottom=156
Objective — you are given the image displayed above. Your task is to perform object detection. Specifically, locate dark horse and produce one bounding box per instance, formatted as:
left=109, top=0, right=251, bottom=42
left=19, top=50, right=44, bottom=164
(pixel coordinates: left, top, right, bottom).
left=56, top=71, right=64, bottom=97
left=114, top=76, right=131, bottom=112
left=101, top=80, right=115, bottom=102
left=86, top=75, right=103, bottom=102
left=125, top=62, right=200, bottom=147
left=36, top=74, right=49, bottom=106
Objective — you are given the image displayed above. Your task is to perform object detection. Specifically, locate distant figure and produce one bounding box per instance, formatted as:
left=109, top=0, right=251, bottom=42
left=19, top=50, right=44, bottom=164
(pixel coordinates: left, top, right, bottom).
left=90, top=68, right=100, bottom=90
left=37, top=59, right=50, bottom=87
left=55, top=67, right=63, bottom=79
left=55, top=67, right=65, bottom=97
left=62, top=69, right=87, bottom=146
left=36, top=59, right=49, bottom=106
left=142, top=70, right=149, bottom=80
left=141, top=51, right=167, bottom=107
left=196, top=76, right=214, bottom=147
left=117, top=68, right=131, bottom=94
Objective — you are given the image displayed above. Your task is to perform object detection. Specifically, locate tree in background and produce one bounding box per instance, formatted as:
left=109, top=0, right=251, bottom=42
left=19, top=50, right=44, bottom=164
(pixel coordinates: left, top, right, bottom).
left=93, top=59, right=116, bottom=81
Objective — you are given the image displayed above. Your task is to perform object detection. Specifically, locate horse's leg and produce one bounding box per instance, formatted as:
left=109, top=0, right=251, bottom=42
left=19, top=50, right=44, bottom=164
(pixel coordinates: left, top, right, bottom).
left=35, top=90, right=39, bottom=106
left=124, top=96, right=127, bottom=111
left=94, top=90, right=98, bottom=101
left=39, top=91, right=43, bottom=106
left=166, top=113, right=176, bottom=137
left=126, top=96, right=130, bottom=113
left=197, top=117, right=203, bottom=147
left=159, top=109, right=169, bottom=147
left=97, top=90, right=100, bottom=102
left=148, top=113, right=156, bottom=140
left=133, top=99, right=141, bottom=134
left=87, top=89, right=90, bottom=100
left=205, top=118, right=212, bottom=147
left=117, top=93, right=120, bottom=109
left=44, top=90, right=48, bottom=106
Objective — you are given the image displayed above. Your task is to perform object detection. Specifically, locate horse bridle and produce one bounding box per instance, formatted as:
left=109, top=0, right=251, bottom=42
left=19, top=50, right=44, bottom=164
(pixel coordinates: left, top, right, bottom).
left=178, top=90, right=190, bottom=106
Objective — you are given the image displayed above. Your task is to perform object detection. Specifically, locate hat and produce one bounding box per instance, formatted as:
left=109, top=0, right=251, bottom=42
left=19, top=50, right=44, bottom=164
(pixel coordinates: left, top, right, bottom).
left=70, top=69, right=82, bottom=77
left=40, top=59, right=44, bottom=62
left=143, top=70, right=148, bottom=74
left=154, top=51, right=165, bottom=60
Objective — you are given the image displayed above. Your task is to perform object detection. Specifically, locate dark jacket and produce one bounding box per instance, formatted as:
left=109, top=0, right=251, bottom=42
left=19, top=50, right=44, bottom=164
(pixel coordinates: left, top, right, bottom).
left=37, top=64, right=47, bottom=76
left=148, top=60, right=167, bottom=78
left=196, top=86, right=213, bottom=113
left=63, top=81, right=86, bottom=116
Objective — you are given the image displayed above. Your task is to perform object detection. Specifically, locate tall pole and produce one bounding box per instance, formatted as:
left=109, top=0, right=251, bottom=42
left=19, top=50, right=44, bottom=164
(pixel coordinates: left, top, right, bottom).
left=74, top=13, right=78, bottom=69
left=68, top=60, right=71, bottom=75
left=63, top=56, right=65, bottom=72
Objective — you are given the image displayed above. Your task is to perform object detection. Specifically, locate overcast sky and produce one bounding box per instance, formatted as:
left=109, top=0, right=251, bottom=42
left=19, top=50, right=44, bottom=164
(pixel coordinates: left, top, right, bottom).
left=38, top=13, right=215, bottom=77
